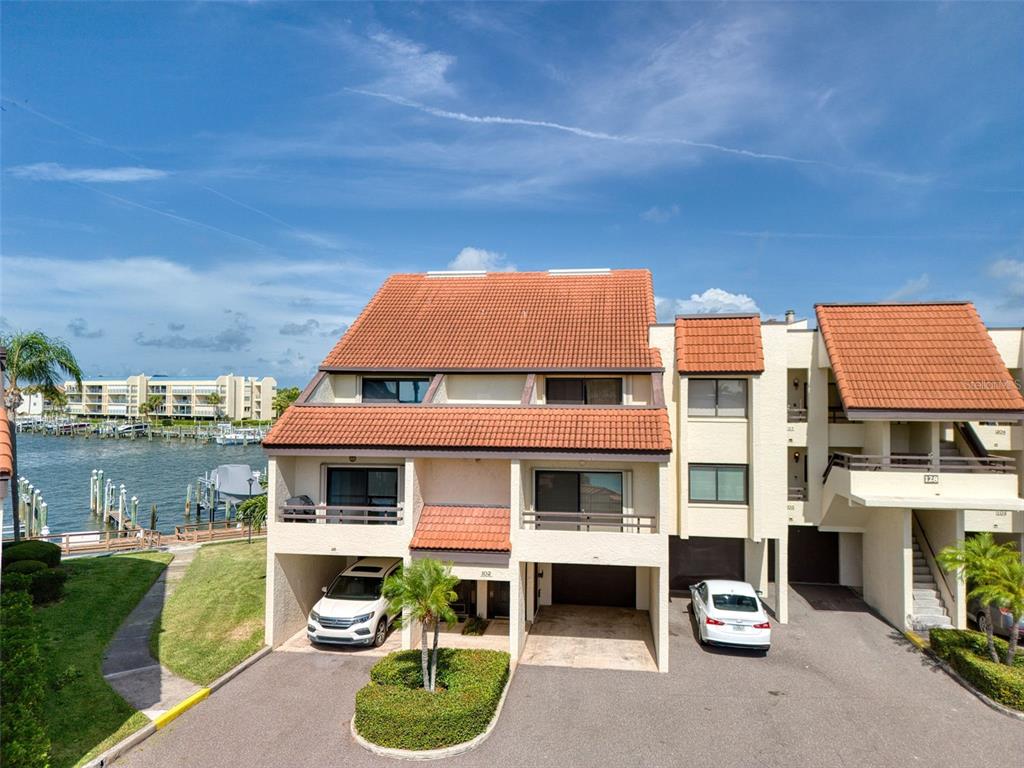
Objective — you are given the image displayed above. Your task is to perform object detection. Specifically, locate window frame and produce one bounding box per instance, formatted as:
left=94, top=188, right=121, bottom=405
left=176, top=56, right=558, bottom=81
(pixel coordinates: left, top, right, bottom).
left=687, top=463, right=749, bottom=505
left=686, top=378, right=748, bottom=418
left=360, top=377, right=431, bottom=404
left=320, top=464, right=404, bottom=512
left=544, top=377, right=624, bottom=405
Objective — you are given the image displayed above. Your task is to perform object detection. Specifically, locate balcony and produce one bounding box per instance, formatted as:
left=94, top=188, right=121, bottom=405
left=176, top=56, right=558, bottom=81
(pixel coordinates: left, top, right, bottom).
left=278, top=504, right=403, bottom=525
left=107, top=404, right=128, bottom=415
left=823, top=452, right=1021, bottom=513
left=787, top=406, right=808, bottom=423
left=521, top=508, right=657, bottom=533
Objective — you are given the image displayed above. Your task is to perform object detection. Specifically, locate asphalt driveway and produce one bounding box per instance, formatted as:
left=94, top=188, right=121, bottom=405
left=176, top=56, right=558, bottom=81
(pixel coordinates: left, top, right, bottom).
left=118, top=586, right=1023, bottom=768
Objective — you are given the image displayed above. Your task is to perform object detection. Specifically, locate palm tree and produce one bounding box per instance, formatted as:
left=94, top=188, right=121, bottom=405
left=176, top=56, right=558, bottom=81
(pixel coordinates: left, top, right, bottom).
left=969, top=557, right=1024, bottom=666
left=2, top=331, right=83, bottom=542
left=204, top=391, right=224, bottom=420
left=273, top=386, right=301, bottom=418
left=138, top=394, right=165, bottom=422
left=381, top=559, right=459, bottom=692
left=938, top=533, right=1018, bottom=663
left=2, top=331, right=83, bottom=408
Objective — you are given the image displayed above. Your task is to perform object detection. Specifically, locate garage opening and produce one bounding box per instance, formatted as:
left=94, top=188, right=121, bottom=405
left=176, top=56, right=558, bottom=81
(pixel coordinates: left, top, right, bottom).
left=788, top=525, right=839, bottom=584
left=669, top=536, right=744, bottom=591
left=552, top=564, right=635, bottom=607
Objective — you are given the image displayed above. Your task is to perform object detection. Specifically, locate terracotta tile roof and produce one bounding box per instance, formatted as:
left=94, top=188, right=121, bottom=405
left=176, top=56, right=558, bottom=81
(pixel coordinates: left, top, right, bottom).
left=816, top=302, right=1024, bottom=414
left=0, top=403, right=11, bottom=478
left=263, top=405, right=672, bottom=453
left=675, top=315, right=764, bottom=374
left=411, top=505, right=511, bottom=552
left=321, top=270, right=660, bottom=371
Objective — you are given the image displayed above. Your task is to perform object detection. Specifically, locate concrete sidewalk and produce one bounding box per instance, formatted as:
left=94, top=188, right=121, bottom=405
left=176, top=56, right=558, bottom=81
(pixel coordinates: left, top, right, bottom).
left=101, top=546, right=201, bottom=720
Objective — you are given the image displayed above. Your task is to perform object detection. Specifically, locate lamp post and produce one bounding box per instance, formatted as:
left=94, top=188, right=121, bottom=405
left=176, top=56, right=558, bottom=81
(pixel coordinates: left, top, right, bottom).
left=247, top=477, right=254, bottom=544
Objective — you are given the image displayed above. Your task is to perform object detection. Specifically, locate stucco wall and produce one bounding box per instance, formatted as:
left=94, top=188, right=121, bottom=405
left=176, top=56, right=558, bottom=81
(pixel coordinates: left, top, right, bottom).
left=751, top=324, right=789, bottom=540
left=862, top=508, right=911, bottom=629
left=916, top=508, right=966, bottom=628
left=838, top=532, right=863, bottom=587
left=989, top=327, right=1024, bottom=370
left=444, top=374, right=526, bottom=404
left=417, top=458, right=511, bottom=507
left=685, top=419, right=749, bottom=462
left=266, top=553, right=353, bottom=646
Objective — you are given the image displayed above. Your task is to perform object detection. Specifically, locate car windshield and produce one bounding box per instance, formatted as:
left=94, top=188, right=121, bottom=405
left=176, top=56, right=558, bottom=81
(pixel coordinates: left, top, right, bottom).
left=326, top=575, right=383, bottom=601
left=712, top=593, right=759, bottom=612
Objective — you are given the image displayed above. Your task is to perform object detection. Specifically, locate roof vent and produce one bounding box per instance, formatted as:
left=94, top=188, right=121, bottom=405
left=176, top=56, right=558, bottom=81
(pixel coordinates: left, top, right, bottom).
left=785, top=309, right=796, bottom=324
left=547, top=268, right=611, bottom=276
left=426, top=270, right=487, bottom=278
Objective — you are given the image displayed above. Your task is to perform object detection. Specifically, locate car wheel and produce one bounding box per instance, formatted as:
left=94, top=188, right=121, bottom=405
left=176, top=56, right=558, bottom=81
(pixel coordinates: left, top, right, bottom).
left=373, top=618, right=387, bottom=647
left=978, top=613, right=990, bottom=634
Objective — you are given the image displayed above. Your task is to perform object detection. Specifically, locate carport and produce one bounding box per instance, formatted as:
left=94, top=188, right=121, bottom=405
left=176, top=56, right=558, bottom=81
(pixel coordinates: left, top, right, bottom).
left=266, top=552, right=360, bottom=647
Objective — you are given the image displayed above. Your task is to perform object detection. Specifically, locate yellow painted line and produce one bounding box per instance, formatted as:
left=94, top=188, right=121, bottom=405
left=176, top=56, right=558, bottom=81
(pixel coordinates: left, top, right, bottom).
left=904, top=630, right=927, bottom=651
left=154, top=688, right=211, bottom=729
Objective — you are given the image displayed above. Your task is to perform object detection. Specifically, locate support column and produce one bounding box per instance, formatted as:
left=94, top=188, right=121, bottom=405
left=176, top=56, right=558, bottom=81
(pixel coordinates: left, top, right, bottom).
left=476, top=580, right=488, bottom=619
left=744, top=539, right=769, bottom=595
left=508, top=562, right=526, bottom=665
left=774, top=536, right=789, bottom=624
left=401, top=553, right=414, bottom=650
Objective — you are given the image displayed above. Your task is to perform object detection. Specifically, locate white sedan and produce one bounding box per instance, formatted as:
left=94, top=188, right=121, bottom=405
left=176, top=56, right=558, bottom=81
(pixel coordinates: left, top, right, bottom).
left=689, top=579, right=771, bottom=651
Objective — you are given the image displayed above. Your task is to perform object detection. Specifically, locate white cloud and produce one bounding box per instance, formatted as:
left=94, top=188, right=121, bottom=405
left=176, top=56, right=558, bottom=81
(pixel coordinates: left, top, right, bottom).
left=885, top=273, right=930, bottom=301
left=447, top=247, right=516, bottom=272
left=0, top=254, right=387, bottom=385
left=641, top=204, right=680, bottom=223
left=656, top=288, right=760, bottom=320
left=9, top=162, right=169, bottom=183
left=330, top=27, right=456, bottom=99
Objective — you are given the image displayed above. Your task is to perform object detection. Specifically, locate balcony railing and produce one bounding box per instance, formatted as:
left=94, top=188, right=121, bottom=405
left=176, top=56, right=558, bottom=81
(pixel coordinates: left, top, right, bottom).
left=787, top=406, right=808, bottom=423
left=788, top=486, right=807, bottom=501
left=278, top=504, right=403, bottom=525
left=521, top=508, right=657, bottom=533
left=824, top=452, right=1015, bottom=481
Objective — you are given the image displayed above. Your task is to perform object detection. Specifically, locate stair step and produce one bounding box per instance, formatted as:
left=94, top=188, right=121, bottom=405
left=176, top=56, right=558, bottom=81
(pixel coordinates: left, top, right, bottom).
left=913, top=616, right=953, bottom=631
left=913, top=606, right=949, bottom=618
left=913, top=597, right=943, bottom=608
left=913, top=588, right=940, bottom=598
left=913, top=567, right=932, bottom=577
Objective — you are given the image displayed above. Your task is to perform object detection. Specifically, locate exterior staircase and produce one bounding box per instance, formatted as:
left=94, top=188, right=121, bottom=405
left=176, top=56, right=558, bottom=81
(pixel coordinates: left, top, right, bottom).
left=911, top=535, right=953, bottom=633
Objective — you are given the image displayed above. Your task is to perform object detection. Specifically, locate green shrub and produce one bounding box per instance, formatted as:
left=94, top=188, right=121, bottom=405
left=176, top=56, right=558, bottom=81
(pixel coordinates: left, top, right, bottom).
left=3, top=560, right=49, bottom=576
left=29, top=568, right=68, bottom=605
left=355, top=649, right=509, bottom=750
left=930, top=628, right=1024, bottom=710
left=1, top=572, right=32, bottom=595
left=3, top=541, right=61, bottom=568
left=0, top=591, right=52, bottom=767
left=930, top=628, right=1024, bottom=669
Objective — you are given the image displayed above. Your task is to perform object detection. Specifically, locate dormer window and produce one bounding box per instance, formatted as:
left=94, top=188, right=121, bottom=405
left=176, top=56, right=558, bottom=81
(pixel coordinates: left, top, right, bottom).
left=362, top=377, right=430, bottom=403
left=546, top=377, right=623, bottom=405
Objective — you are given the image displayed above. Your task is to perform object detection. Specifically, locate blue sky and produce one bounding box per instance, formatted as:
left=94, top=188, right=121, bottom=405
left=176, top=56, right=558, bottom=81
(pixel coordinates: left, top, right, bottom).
left=2, top=2, right=1022, bottom=387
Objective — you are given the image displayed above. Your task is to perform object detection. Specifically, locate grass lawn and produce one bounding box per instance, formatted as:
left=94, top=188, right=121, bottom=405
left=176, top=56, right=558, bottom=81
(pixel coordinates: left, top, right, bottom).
left=35, top=551, right=172, bottom=768
left=151, top=540, right=266, bottom=685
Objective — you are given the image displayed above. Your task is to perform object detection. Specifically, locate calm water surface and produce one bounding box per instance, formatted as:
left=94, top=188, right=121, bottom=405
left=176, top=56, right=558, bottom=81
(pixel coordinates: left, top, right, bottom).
left=14, top=432, right=267, bottom=533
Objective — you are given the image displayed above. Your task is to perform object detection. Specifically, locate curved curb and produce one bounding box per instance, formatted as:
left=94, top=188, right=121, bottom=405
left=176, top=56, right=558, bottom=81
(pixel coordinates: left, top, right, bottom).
left=81, top=646, right=272, bottom=768
left=904, top=630, right=1024, bottom=722
left=350, top=668, right=514, bottom=761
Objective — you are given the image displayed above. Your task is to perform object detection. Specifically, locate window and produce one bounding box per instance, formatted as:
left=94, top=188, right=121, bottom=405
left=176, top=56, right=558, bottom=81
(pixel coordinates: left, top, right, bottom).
left=687, top=379, right=747, bottom=417
left=545, top=378, right=623, bottom=405
left=362, top=378, right=430, bottom=403
left=711, top=593, right=759, bottom=612
left=326, top=468, right=399, bottom=508
left=535, top=471, right=624, bottom=527
left=689, top=464, right=748, bottom=504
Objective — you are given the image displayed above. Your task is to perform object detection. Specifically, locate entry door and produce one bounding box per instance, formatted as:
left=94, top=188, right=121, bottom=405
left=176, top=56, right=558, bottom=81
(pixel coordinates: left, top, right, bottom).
left=487, top=581, right=510, bottom=619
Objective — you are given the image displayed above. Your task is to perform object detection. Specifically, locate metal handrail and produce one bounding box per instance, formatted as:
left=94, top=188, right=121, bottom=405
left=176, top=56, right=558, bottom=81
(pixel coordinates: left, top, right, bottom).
left=279, top=504, right=403, bottom=524
left=826, top=452, right=1015, bottom=474
left=521, top=508, right=657, bottom=533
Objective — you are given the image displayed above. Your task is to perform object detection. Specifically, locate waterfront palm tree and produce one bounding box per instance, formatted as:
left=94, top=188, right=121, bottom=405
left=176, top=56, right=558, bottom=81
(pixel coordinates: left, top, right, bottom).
left=381, top=559, right=459, bottom=692
left=204, top=392, right=224, bottom=419
left=272, top=387, right=301, bottom=418
left=1, top=331, right=82, bottom=409
left=138, top=394, right=165, bottom=422
left=969, top=557, right=1024, bottom=666
left=938, top=533, right=1019, bottom=664
left=2, top=331, right=83, bottom=542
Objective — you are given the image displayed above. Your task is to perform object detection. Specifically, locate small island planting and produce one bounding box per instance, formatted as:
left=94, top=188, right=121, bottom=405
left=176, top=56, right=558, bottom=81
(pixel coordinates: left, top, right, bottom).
left=352, top=558, right=510, bottom=751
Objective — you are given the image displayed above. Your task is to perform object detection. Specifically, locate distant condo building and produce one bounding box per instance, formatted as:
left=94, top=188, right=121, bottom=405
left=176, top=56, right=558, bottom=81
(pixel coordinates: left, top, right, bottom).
left=64, top=373, right=277, bottom=421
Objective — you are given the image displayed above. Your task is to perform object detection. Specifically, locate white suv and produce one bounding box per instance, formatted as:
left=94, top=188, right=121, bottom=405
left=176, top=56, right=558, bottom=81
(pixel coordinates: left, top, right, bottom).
left=307, top=558, right=401, bottom=647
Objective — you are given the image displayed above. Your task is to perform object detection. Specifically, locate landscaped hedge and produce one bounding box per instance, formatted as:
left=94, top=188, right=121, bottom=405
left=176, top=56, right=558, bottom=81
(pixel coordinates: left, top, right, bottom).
left=930, top=628, right=1024, bottom=710
left=3, top=541, right=62, bottom=568
left=0, top=591, right=51, bottom=767
left=355, top=648, right=510, bottom=750
left=1, top=558, right=68, bottom=605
